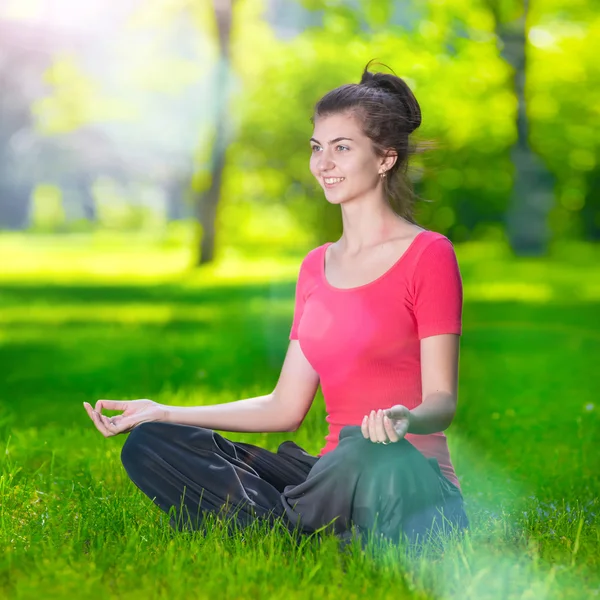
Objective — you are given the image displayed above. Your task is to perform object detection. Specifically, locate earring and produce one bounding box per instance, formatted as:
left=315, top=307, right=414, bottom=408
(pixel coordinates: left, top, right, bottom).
left=380, top=171, right=386, bottom=178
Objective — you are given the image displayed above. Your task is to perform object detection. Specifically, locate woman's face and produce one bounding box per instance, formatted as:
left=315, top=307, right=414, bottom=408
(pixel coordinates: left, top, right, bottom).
left=309, top=111, right=385, bottom=206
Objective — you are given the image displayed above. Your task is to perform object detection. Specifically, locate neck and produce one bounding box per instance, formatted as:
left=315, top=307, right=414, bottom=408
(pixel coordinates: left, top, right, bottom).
left=337, top=198, right=409, bottom=254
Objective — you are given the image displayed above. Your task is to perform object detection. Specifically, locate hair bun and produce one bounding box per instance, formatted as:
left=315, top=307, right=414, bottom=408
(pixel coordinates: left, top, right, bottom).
left=359, top=61, right=422, bottom=135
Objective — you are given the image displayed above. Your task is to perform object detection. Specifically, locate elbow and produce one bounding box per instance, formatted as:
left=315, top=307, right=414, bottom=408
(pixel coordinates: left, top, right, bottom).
left=419, top=392, right=457, bottom=433
left=441, top=409, right=456, bottom=431
left=286, top=415, right=305, bottom=432
left=440, top=419, right=453, bottom=432
left=439, top=392, right=457, bottom=432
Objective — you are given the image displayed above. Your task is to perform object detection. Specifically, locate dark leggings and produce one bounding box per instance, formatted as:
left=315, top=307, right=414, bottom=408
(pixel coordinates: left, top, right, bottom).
left=120, top=422, right=468, bottom=548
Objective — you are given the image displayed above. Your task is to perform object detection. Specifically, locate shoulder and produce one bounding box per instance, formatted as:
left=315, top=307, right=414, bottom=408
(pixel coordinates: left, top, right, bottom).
left=409, top=232, right=462, bottom=295
left=293, top=244, right=328, bottom=293
left=297, top=243, right=328, bottom=274
left=413, top=231, right=458, bottom=265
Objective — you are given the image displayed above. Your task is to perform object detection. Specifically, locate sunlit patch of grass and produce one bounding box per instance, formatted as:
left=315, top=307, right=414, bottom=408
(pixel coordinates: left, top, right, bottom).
left=0, top=304, right=219, bottom=325
left=464, top=281, right=554, bottom=302
left=0, top=299, right=294, bottom=333
left=1, top=232, right=599, bottom=599
left=0, top=231, right=302, bottom=285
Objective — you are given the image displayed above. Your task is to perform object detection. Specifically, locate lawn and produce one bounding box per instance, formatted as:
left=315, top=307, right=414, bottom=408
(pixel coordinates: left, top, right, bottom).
left=1, top=232, right=599, bottom=599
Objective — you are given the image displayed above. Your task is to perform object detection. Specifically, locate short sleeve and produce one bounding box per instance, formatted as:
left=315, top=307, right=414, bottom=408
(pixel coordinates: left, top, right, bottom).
left=289, top=260, right=308, bottom=340
left=412, top=237, right=463, bottom=340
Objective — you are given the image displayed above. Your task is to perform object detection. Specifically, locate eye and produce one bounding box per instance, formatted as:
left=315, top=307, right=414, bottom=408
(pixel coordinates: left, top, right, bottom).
left=311, top=145, right=321, bottom=152
left=337, top=145, right=349, bottom=151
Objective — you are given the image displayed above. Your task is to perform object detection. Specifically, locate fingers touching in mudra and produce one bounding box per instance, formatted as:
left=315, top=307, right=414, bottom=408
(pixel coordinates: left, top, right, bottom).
left=83, top=399, right=166, bottom=437
left=361, top=405, right=411, bottom=444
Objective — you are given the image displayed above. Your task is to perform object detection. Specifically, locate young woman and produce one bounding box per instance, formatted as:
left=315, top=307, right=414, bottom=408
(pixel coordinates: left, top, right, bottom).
left=84, top=60, right=468, bottom=549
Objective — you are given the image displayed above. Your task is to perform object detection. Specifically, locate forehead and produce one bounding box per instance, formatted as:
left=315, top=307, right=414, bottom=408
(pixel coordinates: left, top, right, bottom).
left=312, top=112, right=363, bottom=137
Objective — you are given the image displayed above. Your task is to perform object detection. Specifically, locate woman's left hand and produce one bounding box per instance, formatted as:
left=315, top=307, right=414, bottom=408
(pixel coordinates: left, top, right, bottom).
left=361, top=405, right=411, bottom=444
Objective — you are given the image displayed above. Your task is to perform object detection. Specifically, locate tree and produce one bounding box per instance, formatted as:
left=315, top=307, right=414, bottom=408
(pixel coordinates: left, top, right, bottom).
left=194, top=0, right=235, bottom=265
left=0, top=19, right=56, bottom=229
left=486, top=0, right=555, bottom=255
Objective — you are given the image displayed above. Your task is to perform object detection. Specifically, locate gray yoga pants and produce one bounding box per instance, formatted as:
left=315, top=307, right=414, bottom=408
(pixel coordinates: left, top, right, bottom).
left=120, top=422, right=468, bottom=548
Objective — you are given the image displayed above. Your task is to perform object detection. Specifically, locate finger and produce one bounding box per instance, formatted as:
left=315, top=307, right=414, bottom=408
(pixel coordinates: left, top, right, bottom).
left=95, top=399, right=130, bottom=413
left=114, top=416, right=140, bottom=434
left=394, top=418, right=409, bottom=439
left=368, top=410, right=378, bottom=442
left=84, top=403, right=110, bottom=436
left=98, top=412, right=114, bottom=429
left=383, top=416, right=400, bottom=442
left=106, top=412, right=123, bottom=423
left=95, top=411, right=113, bottom=437
left=85, top=409, right=99, bottom=430
left=91, top=410, right=113, bottom=438
left=366, top=410, right=374, bottom=441
left=375, top=409, right=388, bottom=443
left=85, top=403, right=107, bottom=428
left=361, top=415, right=369, bottom=439
left=106, top=415, right=128, bottom=434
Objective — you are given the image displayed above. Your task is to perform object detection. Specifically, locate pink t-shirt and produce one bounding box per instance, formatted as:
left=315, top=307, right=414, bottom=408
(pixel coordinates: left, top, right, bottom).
left=289, top=229, right=463, bottom=489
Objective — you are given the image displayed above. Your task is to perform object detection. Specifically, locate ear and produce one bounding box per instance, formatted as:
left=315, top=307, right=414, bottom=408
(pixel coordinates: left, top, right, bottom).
left=380, top=149, right=398, bottom=172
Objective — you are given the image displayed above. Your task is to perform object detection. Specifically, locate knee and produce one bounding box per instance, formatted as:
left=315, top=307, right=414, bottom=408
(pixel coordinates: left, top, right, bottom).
left=121, top=422, right=162, bottom=470
left=120, top=422, right=214, bottom=470
left=357, top=436, right=414, bottom=463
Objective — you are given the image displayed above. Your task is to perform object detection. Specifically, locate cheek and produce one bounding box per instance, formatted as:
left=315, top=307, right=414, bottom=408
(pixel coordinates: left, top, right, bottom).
left=347, top=155, right=369, bottom=174
left=346, top=160, right=369, bottom=181
left=310, top=157, right=324, bottom=180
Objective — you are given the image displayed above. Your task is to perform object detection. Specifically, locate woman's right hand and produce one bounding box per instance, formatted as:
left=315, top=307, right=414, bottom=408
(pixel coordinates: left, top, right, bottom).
left=83, top=399, right=169, bottom=437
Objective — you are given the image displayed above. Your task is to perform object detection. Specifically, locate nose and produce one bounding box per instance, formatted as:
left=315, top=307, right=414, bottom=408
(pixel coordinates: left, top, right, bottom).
left=317, top=153, right=335, bottom=173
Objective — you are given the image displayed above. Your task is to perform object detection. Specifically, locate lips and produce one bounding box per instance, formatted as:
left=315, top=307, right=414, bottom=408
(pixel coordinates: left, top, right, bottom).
left=323, top=177, right=345, bottom=188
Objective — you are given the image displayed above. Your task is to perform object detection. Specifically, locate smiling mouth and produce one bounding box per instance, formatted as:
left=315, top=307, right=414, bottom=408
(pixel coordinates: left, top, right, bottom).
left=323, top=177, right=345, bottom=187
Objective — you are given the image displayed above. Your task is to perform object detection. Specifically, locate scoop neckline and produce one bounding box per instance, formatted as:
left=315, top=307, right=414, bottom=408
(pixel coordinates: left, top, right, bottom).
left=321, top=229, right=430, bottom=292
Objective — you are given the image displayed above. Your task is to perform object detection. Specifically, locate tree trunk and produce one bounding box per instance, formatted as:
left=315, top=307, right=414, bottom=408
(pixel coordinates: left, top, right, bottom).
left=582, top=165, right=600, bottom=241
left=195, top=0, right=233, bottom=265
left=493, top=0, right=555, bottom=255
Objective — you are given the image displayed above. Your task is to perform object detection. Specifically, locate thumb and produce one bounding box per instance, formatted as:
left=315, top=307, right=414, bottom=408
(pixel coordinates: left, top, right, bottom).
left=386, top=405, right=408, bottom=419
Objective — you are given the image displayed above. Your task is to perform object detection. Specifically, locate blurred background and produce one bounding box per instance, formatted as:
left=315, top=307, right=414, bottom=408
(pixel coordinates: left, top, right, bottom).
left=0, top=0, right=597, bottom=265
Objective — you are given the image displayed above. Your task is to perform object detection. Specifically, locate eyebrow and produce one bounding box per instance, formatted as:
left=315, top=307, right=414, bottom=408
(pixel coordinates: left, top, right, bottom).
left=309, top=137, right=354, bottom=145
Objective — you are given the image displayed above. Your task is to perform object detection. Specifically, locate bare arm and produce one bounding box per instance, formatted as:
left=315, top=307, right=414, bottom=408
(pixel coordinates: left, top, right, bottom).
left=366, top=333, right=461, bottom=443
left=408, top=333, right=460, bottom=434
left=164, top=340, right=320, bottom=434
left=164, top=393, right=290, bottom=433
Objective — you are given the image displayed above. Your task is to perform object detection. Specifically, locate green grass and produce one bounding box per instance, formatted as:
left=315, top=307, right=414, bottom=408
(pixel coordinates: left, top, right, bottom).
left=1, top=232, right=599, bottom=599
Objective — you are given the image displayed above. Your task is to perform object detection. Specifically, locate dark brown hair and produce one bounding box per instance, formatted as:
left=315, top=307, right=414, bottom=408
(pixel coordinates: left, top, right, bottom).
left=311, top=59, right=431, bottom=223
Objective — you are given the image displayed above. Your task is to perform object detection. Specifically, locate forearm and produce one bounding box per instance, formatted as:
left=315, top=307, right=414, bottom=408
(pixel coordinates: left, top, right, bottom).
left=407, top=391, right=457, bottom=435
left=163, top=393, right=295, bottom=433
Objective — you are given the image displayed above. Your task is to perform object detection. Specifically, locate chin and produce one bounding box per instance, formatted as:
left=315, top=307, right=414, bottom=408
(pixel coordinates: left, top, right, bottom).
left=323, top=194, right=346, bottom=205
left=324, top=187, right=356, bottom=203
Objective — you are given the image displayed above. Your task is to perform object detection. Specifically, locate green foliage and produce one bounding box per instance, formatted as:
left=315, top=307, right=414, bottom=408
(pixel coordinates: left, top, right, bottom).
left=33, top=56, right=137, bottom=135
left=92, top=178, right=167, bottom=232
left=224, top=0, right=599, bottom=244
left=29, top=184, right=66, bottom=232
left=26, top=0, right=600, bottom=246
